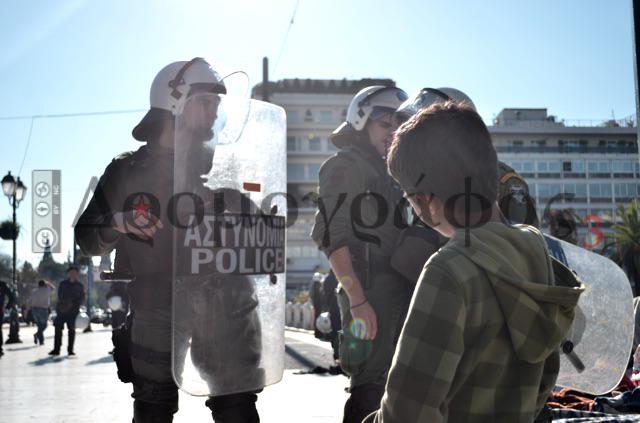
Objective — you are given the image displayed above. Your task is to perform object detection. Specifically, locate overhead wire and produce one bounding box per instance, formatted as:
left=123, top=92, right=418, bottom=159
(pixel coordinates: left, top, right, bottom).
left=272, top=0, right=301, bottom=78
left=0, top=108, right=146, bottom=178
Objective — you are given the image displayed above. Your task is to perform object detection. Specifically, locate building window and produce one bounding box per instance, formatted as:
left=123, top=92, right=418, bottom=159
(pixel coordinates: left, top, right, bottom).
left=307, top=164, right=321, bottom=180
left=319, top=111, right=333, bottom=123
left=571, top=160, right=585, bottom=173
left=563, top=183, right=587, bottom=199
left=589, top=183, right=612, bottom=199
left=612, top=160, right=634, bottom=173
left=523, top=161, right=534, bottom=173
left=287, top=110, right=301, bottom=123
left=512, top=160, right=534, bottom=173
left=537, top=160, right=561, bottom=173
left=614, top=182, right=638, bottom=199
left=287, top=164, right=305, bottom=181
left=308, top=136, right=321, bottom=151
left=537, top=161, right=547, bottom=172
left=587, top=160, right=610, bottom=174
left=537, top=183, right=561, bottom=200
left=287, top=136, right=297, bottom=151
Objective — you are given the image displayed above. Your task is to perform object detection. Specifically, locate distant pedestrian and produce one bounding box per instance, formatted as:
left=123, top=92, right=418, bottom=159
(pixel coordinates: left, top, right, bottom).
left=30, top=280, right=55, bottom=345
left=49, top=266, right=85, bottom=356
left=0, top=280, right=16, bottom=358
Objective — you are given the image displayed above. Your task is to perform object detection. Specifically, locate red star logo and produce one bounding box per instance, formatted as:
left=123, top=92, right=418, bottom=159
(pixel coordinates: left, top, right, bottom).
left=131, top=195, right=153, bottom=220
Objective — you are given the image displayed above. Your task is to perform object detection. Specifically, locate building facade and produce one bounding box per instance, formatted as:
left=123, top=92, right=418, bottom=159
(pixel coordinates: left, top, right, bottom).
left=254, top=81, right=639, bottom=294
left=493, top=108, right=639, bottom=248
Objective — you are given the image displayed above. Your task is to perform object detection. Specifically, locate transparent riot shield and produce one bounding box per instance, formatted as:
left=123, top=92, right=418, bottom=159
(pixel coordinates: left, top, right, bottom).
left=545, top=235, right=634, bottom=395
left=172, top=91, right=286, bottom=396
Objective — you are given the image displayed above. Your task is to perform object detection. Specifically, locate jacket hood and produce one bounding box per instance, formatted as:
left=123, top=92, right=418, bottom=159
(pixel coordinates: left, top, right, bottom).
left=448, top=222, right=584, bottom=363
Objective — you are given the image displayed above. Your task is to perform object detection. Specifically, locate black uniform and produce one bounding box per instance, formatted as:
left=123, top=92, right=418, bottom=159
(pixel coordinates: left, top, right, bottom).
left=75, top=143, right=261, bottom=423
left=53, top=279, right=85, bottom=354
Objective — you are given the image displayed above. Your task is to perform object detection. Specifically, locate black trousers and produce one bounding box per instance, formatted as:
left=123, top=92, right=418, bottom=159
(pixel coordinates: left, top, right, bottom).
left=53, top=312, right=77, bottom=353
left=130, top=307, right=261, bottom=423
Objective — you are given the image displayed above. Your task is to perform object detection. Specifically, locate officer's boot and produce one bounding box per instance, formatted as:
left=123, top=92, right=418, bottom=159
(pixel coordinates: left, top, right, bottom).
left=205, top=392, right=259, bottom=423
left=342, top=383, right=385, bottom=423
left=133, top=400, right=175, bottom=423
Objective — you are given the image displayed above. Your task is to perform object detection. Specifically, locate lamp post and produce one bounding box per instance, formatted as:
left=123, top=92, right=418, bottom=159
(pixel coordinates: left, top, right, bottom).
left=2, top=171, right=27, bottom=343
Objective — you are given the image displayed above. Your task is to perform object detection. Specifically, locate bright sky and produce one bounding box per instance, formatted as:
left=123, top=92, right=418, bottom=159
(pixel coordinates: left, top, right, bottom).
left=0, top=0, right=636, bottom=266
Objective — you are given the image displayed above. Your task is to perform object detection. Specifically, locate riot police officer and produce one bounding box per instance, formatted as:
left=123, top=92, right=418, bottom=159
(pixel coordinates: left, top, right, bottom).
left=311, top=85, right=414, bottom=423
left=75, top=58, right=263, bottom=423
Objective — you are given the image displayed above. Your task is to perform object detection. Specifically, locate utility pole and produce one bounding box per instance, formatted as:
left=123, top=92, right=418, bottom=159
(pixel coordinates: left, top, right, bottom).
left=262, top=57, right=270, bottom=102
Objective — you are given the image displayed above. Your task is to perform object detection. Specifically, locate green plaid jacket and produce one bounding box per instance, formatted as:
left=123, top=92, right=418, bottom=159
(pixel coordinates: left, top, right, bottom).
left=368, top=223, right=584, bottom=423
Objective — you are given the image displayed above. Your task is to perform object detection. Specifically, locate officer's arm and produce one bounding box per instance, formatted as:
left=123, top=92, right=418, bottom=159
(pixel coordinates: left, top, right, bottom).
left=75, top=159, right=124, bottom=256
left=328, top=246, right=366, bottom=306
left=311, top=155, right=362, bottom=257
left=311, top=155, right=366, bottom=303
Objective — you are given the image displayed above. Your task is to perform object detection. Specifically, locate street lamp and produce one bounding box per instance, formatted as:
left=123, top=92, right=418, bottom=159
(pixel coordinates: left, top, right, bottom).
left=3, top=171, right=26, bottom=343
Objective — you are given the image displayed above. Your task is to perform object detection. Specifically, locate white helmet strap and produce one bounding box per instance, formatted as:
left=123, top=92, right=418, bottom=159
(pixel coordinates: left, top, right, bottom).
left=168, top=57, right=206, bottom=100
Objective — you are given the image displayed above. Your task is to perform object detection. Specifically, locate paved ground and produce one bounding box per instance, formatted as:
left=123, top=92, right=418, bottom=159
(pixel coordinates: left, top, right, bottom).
left=0, top=324, right=349, bottom=422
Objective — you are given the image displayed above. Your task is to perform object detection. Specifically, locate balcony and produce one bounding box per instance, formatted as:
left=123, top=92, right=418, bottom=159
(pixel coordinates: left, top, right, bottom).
left=495, top=145, right=638, bottom=154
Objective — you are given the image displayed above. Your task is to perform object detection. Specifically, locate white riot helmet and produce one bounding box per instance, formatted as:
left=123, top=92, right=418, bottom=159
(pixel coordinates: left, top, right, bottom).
left=312, top=272, right=325, bottom=283
left=107, top=295, right=123, bottom=312
left=315, top=311, right=333, bottom=334
left=75, top=311, right=90, bottom=331
left=133, top=58, right=227, bottom=141
left=331, top=85, right=408, bottom=148
left=395, top=87, right=476, bottom=124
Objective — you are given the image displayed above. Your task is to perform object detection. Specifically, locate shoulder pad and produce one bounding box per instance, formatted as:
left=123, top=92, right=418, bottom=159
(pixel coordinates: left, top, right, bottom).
left=111, top=148, right=146, bottom=167
left=335, top=148, right=359, bottom=163
left=320, top=149, right=357, bottom=171
left=112, top=151, right=136, bottom=162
